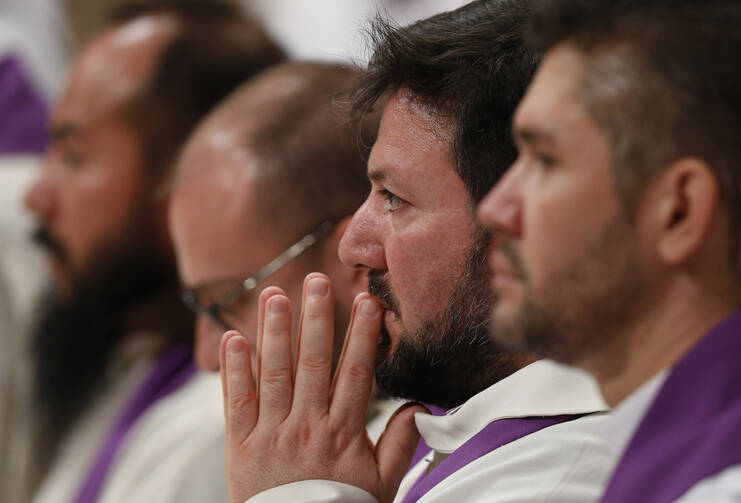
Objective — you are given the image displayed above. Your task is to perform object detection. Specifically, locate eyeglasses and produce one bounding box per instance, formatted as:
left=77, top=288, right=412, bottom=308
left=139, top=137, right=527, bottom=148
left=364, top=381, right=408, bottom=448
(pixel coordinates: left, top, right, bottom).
left=181, top=220, right=336, bottom=330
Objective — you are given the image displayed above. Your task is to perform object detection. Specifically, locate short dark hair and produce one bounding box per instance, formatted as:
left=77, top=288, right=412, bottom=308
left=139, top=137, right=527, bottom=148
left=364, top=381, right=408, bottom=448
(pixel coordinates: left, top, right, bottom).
left=350, top=0, right=539, bottom=203
left=215, top=61, right=378, bottom=236
left=107, top=0, right=285, bottom=175
left=528, top=0, right=741, bottom=232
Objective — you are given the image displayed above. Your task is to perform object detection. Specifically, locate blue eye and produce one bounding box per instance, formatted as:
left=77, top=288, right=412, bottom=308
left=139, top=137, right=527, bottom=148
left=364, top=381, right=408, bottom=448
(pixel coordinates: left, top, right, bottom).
left=380, top=189, right=406, bottom=212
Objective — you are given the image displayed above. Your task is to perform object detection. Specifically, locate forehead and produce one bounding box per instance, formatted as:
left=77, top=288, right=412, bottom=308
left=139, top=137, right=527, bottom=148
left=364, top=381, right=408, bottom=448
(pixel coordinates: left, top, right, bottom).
left=175, top=118, right=261, bottom=217
left=172, top=120, right=280, bottom=283
left=514, top=44, right=590, bottom=138
left=53, top=14, right=179, bottom=131
left=370, top=92, right=470, bottom=207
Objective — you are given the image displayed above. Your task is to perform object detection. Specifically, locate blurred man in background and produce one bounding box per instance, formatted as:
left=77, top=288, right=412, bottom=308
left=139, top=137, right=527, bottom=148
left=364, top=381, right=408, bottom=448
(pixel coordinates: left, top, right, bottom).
left=0, top=4, right=72, bottom=502
left=480, top=0, right=741, bottom=501
left=170, top=61, right=396, bottom=441
left=22, top=1, right=283, bottom=502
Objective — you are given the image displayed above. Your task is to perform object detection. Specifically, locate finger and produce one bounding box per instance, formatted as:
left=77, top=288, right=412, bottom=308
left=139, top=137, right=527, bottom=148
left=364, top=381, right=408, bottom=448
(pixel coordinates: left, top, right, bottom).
left=329, top=294, right=381, bottom=434
left=220, top=331, right=258, bottom=444
left=256, top=286, right=286, bottom=386
left=292, top=274, right=334, bottom=416
left=257, top=294, right=294, bottom=426
left=219, top=330, right=235, bottom=420
left=375, top=403, right=425, bottom=502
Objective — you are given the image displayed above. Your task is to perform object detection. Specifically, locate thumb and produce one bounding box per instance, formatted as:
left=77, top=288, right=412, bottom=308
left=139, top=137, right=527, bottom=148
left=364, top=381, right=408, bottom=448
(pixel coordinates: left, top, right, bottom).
left=375, top=403, right=426, bottom=502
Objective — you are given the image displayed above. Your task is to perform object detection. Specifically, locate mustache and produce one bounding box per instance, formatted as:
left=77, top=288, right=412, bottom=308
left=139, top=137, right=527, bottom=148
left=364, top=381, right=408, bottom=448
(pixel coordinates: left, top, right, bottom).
left=497, top=238, right=527, bottom=281
left=32, top=224, right=68, bottom=262
left=368, top=270, right=401, bottom=319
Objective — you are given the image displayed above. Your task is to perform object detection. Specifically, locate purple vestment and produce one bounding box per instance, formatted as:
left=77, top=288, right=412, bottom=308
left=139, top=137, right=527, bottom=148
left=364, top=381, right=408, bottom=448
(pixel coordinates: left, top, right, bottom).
left=0, top=56, right=48, bottom=154
left=602, top=310, right=741, bottom=503
left=73, top=341, right=197, bottom=503
left=402, top=413, right=586, bottom=503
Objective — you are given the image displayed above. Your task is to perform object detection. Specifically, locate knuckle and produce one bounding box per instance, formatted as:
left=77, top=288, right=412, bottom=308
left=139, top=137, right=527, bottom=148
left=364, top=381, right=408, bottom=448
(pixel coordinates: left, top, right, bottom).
left=229, top=391, right=257, bottom=414
left=342, top=361, right=372, bottom=381
left=299, top=353, right=331, bottom=373
left=303, top=307, right=329, bottom=320
left=261, top=367, right=292, bottom=387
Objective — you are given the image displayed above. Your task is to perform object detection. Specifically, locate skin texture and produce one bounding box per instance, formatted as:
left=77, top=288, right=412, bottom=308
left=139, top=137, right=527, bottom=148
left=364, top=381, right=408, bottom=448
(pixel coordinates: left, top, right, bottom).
left=338, top=91, right=477, bottom=351
left=24, top=15, right=178, bottom=293
left=220, top=278, right=424, bottom=503
left=171, top=97, right=363, bottom=371
left=478, top=43, right=741, bottom=405
left=219, top=90, right=487, bottom=502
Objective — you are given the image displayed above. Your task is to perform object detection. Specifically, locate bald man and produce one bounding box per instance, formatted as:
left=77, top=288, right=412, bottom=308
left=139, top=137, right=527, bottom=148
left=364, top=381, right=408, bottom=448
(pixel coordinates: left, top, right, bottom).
left=170, top=61, right=397, bottom=441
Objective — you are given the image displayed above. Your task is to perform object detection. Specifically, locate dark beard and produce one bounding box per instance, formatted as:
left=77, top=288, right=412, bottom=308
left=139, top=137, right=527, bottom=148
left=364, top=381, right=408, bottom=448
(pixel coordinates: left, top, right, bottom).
left=372, top=227, right=522, bottom=410
left=29, top=222, right=177, bottom=473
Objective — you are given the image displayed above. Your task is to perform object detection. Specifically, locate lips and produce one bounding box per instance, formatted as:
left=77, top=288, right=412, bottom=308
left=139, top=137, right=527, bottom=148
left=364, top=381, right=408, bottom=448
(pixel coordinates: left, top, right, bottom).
left=489, top=251, right=516, bottom=279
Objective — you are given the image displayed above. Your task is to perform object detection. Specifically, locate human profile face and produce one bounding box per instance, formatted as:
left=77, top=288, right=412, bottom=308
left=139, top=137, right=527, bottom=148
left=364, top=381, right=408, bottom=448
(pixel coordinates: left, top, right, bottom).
left=340, top=92, right=476, bottom=347
left=339, top=91, right=514, bottom=408
left=478, top=44, right=648, bottom=372
left=24, top=16, right=177, bottom=294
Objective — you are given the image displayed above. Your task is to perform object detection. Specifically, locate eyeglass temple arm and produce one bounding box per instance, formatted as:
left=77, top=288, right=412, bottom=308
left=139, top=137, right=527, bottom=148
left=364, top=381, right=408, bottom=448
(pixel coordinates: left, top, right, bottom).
left=218, top=220, right=335, bottom=308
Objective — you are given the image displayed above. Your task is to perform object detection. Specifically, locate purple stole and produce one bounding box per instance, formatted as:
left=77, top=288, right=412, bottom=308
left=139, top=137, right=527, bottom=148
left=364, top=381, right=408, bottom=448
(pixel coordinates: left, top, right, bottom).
left=602, top=310, right=741, bottom=503
left=0, top=56, right=48, bottom=154
left=401, top=413, right=586, bottom=503
left=73, top=341, right=197, bottom=503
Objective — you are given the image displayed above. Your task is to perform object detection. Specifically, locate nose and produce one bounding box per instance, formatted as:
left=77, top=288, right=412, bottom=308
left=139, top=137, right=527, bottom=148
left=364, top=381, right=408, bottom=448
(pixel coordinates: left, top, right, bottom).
left=194, top=315, right=224, bottom=371
left=477, top=162, right=525, bottom=238
left=338, top=198, right=387, bottom=271
left=25, top=156, right=59, bottom=222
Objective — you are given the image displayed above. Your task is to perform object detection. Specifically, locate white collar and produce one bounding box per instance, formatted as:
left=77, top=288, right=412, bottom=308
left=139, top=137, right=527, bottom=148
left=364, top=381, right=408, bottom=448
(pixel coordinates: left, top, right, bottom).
left=414, top=359, right=609, bottom=454
left=601, top=369, right=668, bottom=460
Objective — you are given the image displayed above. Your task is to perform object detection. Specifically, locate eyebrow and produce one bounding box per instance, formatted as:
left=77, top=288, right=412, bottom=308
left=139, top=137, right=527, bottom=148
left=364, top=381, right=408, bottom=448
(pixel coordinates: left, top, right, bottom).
left=367, top=169, right=387, bottom=183
left=514, top=126, right=556, bottom=147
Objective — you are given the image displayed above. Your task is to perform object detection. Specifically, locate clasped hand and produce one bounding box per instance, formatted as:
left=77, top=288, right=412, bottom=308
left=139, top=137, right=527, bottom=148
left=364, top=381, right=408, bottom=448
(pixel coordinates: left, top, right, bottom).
left=219, top=273, right=424, bottom=503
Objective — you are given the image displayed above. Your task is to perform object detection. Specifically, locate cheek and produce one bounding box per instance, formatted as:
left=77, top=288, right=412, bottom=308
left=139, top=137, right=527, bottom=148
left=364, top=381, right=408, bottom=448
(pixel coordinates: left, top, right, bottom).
left=195, top=317, right=223, bottom=372
left=59, top=161, right=146, bottom=265
left=385, top=226, right=471, bottom=326
left=521, top=188, right=583, bottom=292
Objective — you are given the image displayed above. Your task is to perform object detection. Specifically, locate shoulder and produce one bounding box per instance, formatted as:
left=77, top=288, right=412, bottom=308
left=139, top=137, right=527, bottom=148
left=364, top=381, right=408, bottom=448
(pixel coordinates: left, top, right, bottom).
left=418, top=413, right=615, bottom=503
left=99, top=371, right=228, bottom=503
left=676, top=464, right=741, bottom=503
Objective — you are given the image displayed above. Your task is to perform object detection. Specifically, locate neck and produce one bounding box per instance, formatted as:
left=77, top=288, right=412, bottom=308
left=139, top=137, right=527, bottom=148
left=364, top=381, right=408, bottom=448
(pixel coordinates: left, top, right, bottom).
left=584, top=283, right=741, bottom=407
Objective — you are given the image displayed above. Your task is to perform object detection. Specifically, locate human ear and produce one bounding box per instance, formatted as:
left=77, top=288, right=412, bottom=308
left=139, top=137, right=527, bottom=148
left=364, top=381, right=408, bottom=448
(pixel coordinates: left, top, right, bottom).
left=651, top=158, right=719, bottom=266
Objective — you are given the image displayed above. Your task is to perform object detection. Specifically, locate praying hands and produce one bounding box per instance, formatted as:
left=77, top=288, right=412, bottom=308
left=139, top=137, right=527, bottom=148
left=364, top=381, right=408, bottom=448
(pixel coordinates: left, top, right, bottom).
left=219, top=273, right=424, bottom=503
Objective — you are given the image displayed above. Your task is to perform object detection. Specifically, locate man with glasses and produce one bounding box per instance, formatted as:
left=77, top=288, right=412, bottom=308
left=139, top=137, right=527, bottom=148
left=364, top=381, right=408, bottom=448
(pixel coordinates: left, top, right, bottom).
left=216, top=2, right=614, bottom=503
left=170, top=61, right=395, bottom=440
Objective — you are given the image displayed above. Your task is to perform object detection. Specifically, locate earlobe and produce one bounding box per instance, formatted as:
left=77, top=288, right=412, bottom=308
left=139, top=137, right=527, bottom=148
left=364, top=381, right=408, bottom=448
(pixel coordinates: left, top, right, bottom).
left=655, top=158, right=719, bottom=266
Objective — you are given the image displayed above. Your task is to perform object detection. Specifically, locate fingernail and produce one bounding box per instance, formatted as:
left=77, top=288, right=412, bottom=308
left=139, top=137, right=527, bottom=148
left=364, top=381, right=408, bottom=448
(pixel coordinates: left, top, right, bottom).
left=361, top=299, right=380, bottom=318
left=308, top=278, right=329, bottom=298
left=228, top=336, right=244, bottom=354
left=269, top=296, right=289, bottom=314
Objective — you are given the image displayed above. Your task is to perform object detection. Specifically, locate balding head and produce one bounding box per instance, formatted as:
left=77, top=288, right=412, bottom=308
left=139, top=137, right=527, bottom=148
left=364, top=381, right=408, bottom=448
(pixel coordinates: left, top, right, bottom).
left=61, top=13, right=178, bottom=125
left=180, top=62, right=377, bottom=237
left=171, top=61, right=378, bottom=370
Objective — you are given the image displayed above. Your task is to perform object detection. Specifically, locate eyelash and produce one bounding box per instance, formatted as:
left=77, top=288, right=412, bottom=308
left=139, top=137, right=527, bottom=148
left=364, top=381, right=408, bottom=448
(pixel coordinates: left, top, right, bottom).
left=379, top=189, right=406, bottom=212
